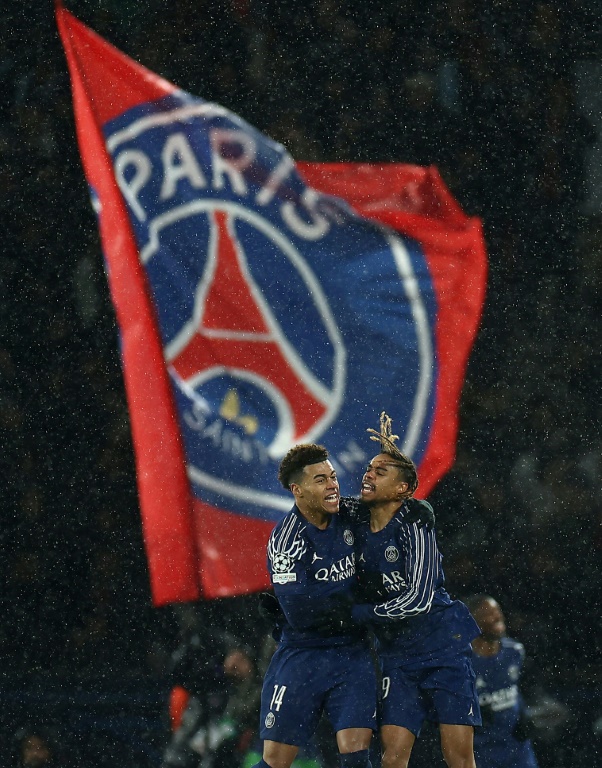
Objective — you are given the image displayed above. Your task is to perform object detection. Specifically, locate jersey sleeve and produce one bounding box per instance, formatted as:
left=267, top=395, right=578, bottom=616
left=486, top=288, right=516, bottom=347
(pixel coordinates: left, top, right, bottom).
left=266, top=514, right=342, bottom=632
left=267, top=514, right=309, bottom=588
left=353, top=522, right=439, bottom=624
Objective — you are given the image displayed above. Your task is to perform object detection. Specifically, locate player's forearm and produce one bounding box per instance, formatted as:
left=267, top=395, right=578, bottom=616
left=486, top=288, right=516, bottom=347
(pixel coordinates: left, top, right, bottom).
left=351, top=588, right=435, bottom=624
left=353, top=528, right=438, bottom=622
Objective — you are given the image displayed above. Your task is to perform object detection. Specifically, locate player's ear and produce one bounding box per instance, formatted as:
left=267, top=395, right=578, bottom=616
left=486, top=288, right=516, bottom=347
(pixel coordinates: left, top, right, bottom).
left=396, top=481, right=410, bottom=500
left=290, top=482, right=302, bottom=499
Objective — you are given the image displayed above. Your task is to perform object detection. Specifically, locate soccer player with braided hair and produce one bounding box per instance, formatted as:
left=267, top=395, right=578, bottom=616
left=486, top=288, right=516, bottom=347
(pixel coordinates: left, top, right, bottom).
left=348, top=412, right=482, bottom=768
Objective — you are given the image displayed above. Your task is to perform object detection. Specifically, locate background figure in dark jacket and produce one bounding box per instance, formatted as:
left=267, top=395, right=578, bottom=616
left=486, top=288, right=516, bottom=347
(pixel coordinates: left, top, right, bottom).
left=161, top=625, right=240, bottom=768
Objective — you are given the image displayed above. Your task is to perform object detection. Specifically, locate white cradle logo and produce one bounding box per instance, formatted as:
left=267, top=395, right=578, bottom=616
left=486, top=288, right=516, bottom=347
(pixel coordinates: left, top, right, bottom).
left=265, top=712, right=275, bottom=728
left=385, top=546, right=399, bottom=562
left=343, top=529, right=354, bottom=546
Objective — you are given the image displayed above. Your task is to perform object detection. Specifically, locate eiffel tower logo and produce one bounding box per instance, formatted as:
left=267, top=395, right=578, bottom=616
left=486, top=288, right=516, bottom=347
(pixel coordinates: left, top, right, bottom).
left=166, top=209, right=341, bottom=454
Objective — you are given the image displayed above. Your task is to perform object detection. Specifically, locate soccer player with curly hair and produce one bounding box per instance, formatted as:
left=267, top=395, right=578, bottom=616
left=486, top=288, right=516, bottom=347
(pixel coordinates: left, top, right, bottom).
left=252, top=443, right=377, bottom=768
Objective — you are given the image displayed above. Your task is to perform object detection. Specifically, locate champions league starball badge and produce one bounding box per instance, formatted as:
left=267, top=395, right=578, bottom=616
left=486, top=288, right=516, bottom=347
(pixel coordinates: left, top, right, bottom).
left=272, top=553, right=293, bottom=574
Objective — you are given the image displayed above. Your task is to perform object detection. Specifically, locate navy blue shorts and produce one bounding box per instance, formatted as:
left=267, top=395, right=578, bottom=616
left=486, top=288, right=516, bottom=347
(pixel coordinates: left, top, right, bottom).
left=380, top=650, right=481, bottom=736
left=259, top=643, right=378, bottom=746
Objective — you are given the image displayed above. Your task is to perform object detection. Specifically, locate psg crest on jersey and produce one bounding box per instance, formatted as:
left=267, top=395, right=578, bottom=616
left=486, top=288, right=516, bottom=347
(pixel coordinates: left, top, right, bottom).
left=58, top=5, right=486, bottom=603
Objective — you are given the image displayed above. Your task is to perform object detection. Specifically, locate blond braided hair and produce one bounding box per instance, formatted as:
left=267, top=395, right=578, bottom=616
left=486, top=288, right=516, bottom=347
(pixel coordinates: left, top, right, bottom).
left=367, top=411, right=418, bottom=493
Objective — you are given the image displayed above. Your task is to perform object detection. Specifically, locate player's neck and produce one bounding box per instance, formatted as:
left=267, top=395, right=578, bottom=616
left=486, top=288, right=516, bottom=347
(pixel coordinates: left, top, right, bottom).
left=297, top=504, right=331, bottom=529
left=472, top=637, right=501, bottom=657
left=368, top=501, right=400, bottom=532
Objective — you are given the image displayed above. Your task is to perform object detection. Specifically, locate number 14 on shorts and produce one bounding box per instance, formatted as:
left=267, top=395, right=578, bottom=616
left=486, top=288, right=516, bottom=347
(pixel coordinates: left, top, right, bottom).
left=270, top=685, right=287, bottom=711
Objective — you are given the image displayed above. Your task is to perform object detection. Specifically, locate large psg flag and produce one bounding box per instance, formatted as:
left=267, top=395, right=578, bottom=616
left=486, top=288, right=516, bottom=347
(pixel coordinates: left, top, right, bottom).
left=57, top=5, right=487, bottom=605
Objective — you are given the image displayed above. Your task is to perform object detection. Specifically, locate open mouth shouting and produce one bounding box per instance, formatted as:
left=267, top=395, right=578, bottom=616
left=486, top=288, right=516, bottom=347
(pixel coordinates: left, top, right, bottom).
left=360, top=481, right=375, bottom=497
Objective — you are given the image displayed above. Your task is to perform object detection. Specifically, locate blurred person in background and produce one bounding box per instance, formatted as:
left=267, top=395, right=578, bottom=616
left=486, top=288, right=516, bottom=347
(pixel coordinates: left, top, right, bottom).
left=161, top=623, right=239, bottom=768
left=466, top=594, right=539, bottom=768
left=11, top=725, right=74, bottom=768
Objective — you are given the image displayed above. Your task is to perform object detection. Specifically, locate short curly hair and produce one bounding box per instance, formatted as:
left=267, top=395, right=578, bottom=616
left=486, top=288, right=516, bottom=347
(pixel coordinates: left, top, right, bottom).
left=278, top=444, right=329, bottom=490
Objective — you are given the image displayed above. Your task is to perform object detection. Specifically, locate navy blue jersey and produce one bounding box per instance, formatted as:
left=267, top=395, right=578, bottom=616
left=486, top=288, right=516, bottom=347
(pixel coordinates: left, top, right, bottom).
left=472, top=638, right=539, bottom=767
left=351, top=504, right=480, bottom=660
left=267, top=505, right=360, bottom=648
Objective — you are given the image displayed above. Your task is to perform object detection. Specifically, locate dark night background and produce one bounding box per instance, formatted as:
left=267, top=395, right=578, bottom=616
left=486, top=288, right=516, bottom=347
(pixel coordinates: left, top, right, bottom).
left=1, top=0, right=601, bottom=765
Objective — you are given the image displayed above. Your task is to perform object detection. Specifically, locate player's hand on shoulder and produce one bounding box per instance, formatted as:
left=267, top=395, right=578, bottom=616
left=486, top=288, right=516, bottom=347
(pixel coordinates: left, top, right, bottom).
left=403, top=498, right=435, bottom=529
left=339, top=496, right=370, bottom=523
